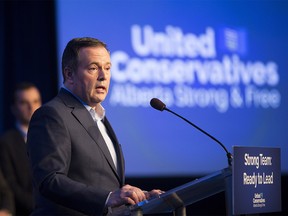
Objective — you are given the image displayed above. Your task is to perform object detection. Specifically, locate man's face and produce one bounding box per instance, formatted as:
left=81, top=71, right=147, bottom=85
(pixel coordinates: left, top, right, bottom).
left=12, top=87, right=42, bottom=125
left=70, top=46, right=111, bottom=107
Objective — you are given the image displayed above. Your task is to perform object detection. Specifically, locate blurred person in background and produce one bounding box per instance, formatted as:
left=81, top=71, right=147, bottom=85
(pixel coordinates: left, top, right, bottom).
left=0, top=82, right=42, bottom=215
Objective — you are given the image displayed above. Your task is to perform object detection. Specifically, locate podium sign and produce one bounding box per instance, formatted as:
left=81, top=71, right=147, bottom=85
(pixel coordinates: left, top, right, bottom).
left=233, top=146, right=281, bottom=215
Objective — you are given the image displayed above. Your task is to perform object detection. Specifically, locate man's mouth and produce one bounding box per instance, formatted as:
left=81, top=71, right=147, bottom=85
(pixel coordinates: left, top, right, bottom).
left=96, top=85, right=106, bottom=92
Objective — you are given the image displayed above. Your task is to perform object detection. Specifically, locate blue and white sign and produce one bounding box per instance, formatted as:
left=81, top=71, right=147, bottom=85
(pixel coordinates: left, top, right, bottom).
left=56, top=0, right=288, bottom=177
left=233, top=146, right=281, bottom=215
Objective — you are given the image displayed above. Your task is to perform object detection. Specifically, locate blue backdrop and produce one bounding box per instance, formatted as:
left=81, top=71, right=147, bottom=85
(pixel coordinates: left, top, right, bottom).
left=56, top=0, right=288, bottom=176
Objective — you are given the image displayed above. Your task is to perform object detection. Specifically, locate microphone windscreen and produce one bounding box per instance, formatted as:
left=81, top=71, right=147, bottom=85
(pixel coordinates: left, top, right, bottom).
left=150, top=98, right=166, bottom=111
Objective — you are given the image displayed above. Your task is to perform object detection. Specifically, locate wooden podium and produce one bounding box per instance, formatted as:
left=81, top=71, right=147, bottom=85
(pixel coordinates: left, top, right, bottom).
left=128, top=167, right=232, bottom=216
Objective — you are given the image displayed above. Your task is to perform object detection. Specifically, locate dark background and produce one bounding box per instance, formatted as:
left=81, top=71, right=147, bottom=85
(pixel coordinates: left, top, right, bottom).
left=0, top=1, right=286, bottom=215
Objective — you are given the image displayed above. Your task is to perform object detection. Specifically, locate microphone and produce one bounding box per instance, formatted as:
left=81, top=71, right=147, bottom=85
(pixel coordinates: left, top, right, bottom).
left=150, top=98, right=233, bottom=166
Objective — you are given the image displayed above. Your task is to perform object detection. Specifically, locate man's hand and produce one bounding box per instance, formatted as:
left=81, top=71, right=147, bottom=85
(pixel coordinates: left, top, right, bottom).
left=106, top=184, right=146, bottom=207
left=144, top=189, right=165, bottom=200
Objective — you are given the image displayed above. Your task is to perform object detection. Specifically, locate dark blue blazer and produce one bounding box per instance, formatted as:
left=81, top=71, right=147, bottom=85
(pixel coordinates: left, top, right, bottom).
left=27, top=88, right=125, bottom=215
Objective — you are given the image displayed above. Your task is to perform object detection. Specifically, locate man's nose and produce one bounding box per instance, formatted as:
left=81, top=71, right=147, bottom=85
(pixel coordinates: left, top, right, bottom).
left=98, top=67, right=107, bottom=81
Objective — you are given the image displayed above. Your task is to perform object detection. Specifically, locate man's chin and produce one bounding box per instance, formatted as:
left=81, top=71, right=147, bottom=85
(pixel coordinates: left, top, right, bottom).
left=20, top=119, right=30, bottom=126
left=91, top=96, right=107, bottom=105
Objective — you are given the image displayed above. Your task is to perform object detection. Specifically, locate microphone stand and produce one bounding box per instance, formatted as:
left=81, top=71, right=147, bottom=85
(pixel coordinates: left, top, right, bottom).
left=164, top=107, right=233, bottom=167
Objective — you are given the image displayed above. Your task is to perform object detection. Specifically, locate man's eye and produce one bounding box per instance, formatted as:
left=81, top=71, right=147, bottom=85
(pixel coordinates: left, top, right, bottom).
left=105, top=66, right=111, bottom=71
left=89, top=67, right=99, bottom=71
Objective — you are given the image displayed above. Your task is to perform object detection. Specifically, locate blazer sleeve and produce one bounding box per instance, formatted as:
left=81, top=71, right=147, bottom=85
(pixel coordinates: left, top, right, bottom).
left=27, top=105, right=110, bottom=215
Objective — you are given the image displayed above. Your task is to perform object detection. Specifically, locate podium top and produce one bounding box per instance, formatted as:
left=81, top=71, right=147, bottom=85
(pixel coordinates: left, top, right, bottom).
left=130, top=167, right=232, bottom=214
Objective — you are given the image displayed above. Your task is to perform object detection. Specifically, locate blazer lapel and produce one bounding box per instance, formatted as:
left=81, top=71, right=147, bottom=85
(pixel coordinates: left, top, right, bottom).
left=58, top=88, right=122, bottom=184
left=103, top=117, right=125, bottom=185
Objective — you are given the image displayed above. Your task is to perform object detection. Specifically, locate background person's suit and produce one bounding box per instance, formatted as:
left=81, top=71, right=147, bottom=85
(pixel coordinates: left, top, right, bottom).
left=27, top=88, right=125, bottom=215
left=0, top=129, right=33, bottom=215
left=0, top=167, right=15, bottom=215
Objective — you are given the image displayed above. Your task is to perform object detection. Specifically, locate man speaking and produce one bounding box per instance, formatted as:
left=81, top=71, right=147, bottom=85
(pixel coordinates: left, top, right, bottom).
left=27, top=37, right=161, bottom=215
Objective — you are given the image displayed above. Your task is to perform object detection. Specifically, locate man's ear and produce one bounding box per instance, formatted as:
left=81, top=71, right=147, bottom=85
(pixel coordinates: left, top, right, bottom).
left=64, top=67, right=74, bottom=83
